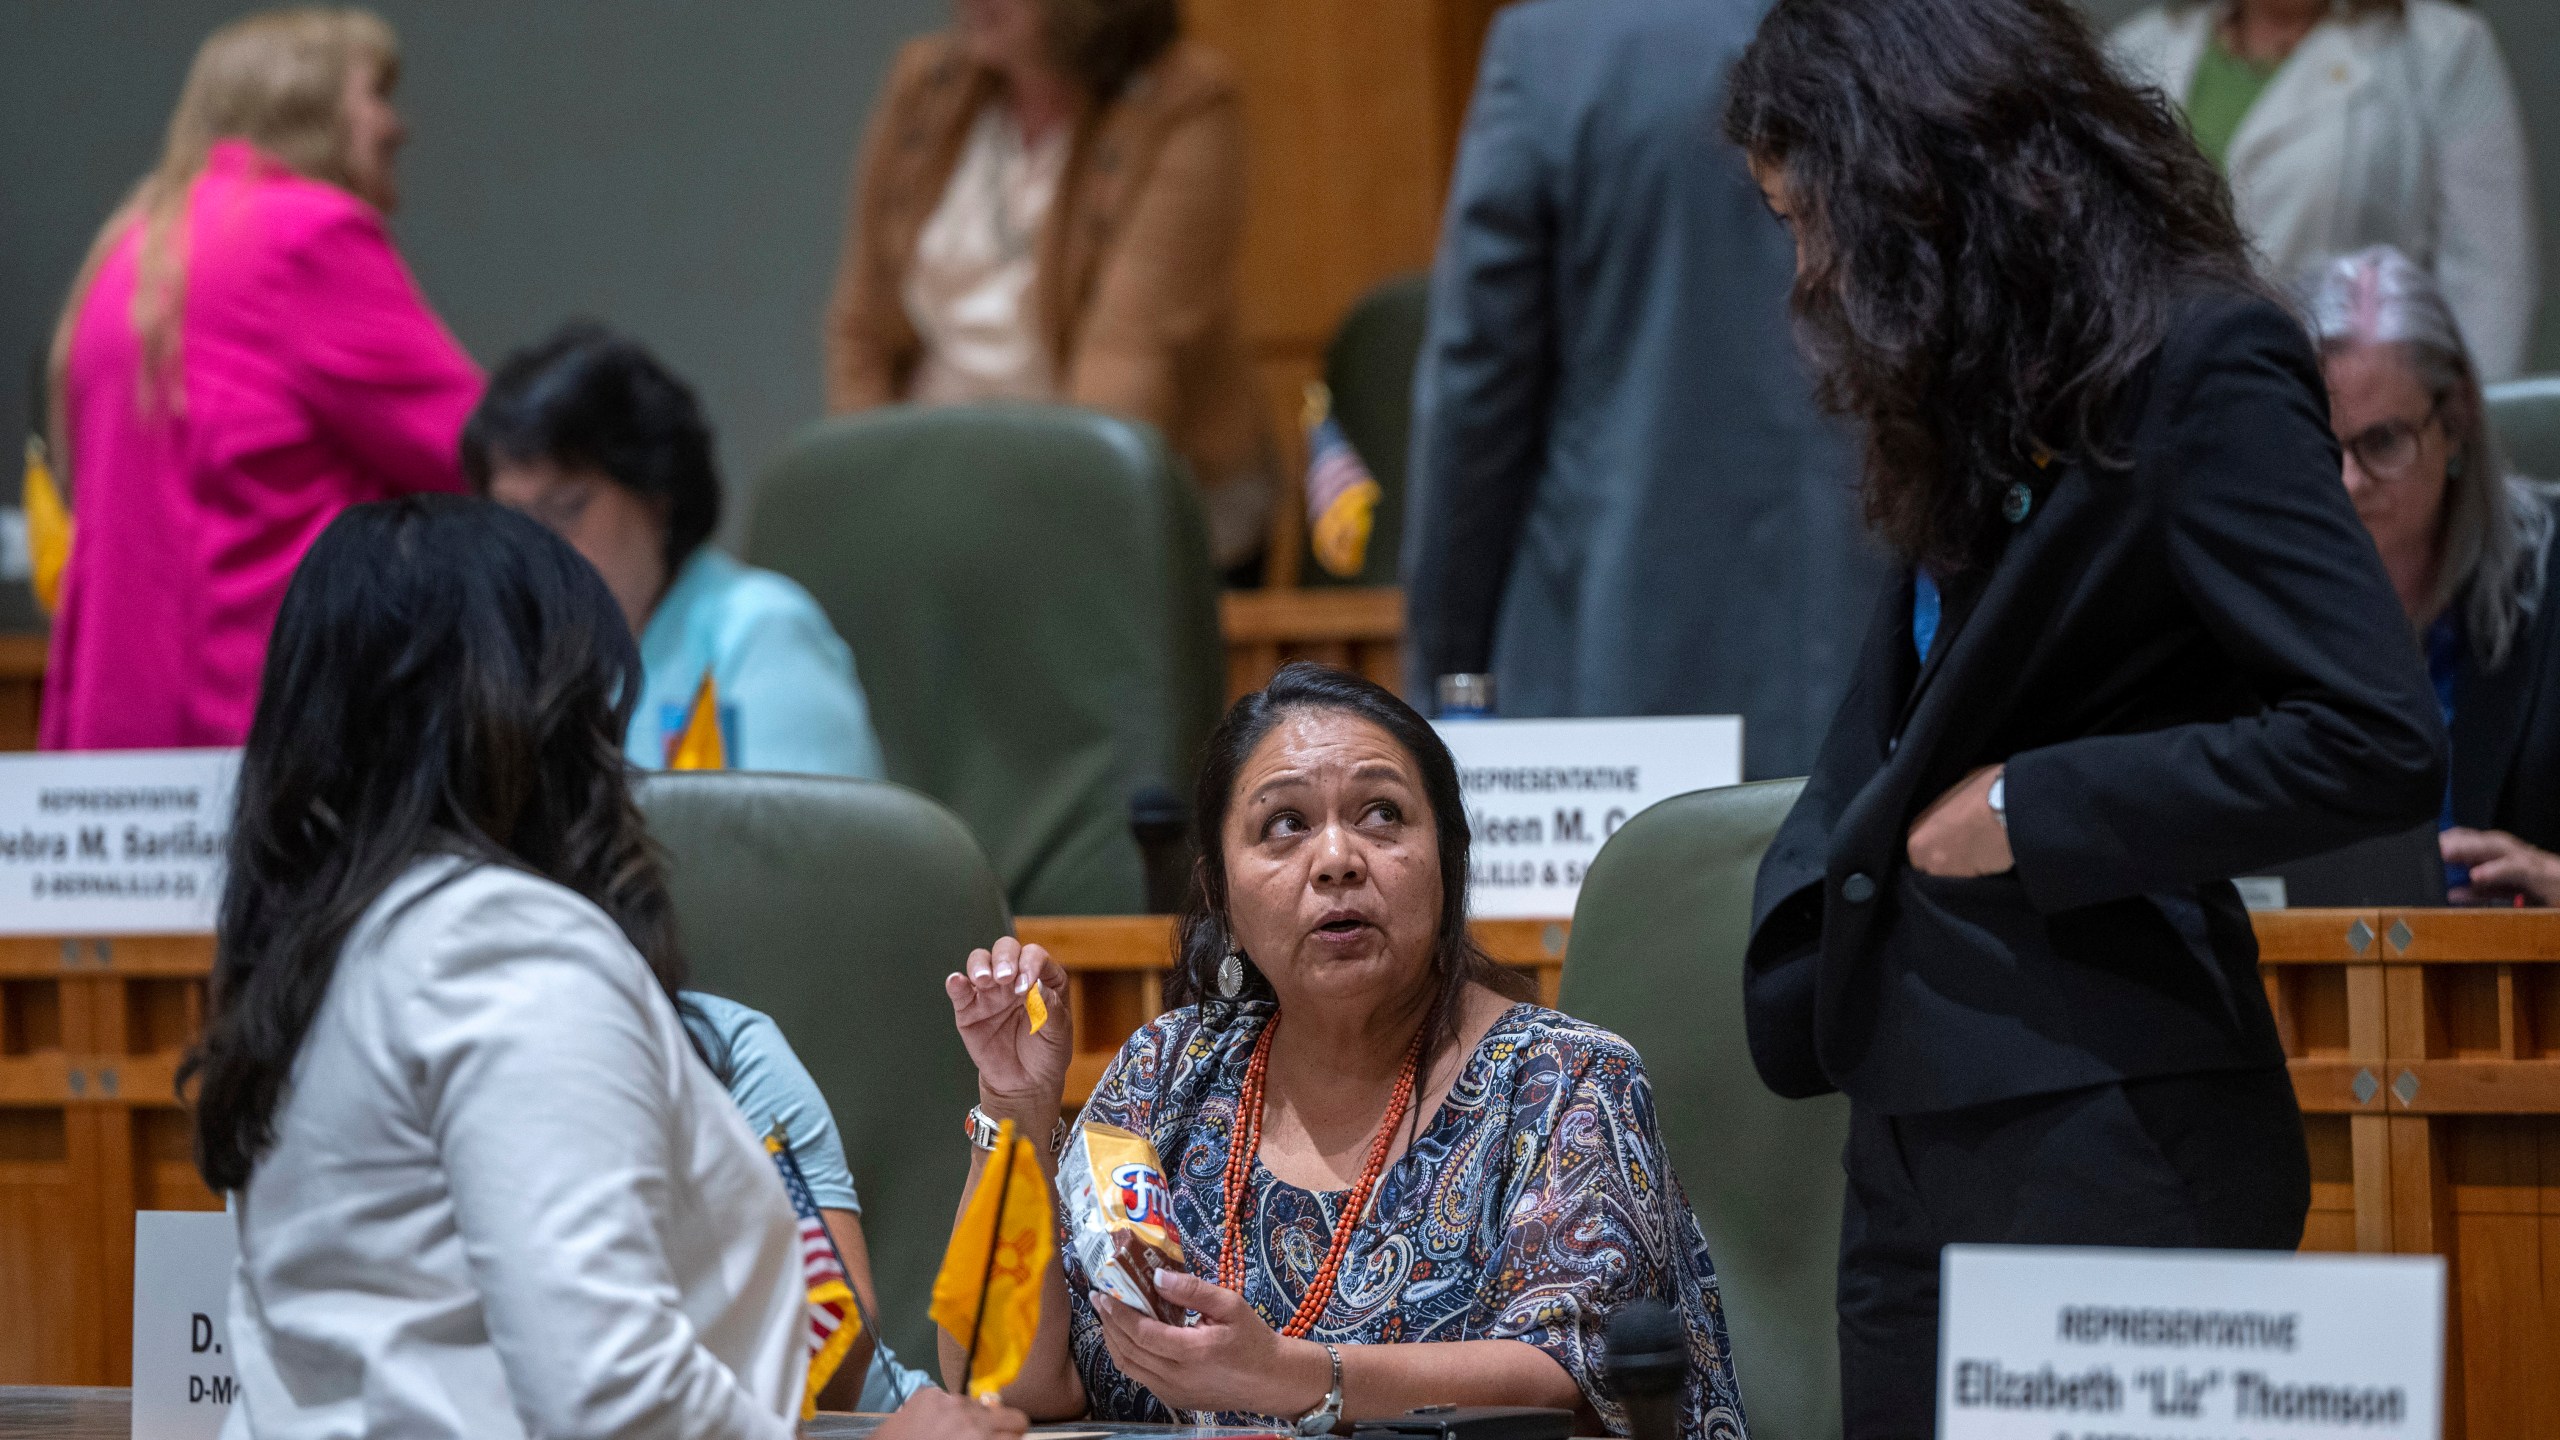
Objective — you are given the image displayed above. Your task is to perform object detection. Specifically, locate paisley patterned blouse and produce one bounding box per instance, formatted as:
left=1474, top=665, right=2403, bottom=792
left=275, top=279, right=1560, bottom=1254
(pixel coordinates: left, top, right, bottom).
left=1059, top=1000, right=1745, bottom=1438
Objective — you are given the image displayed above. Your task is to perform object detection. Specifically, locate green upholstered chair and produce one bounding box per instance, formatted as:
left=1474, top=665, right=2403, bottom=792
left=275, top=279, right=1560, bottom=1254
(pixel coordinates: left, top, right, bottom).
left=1310, top=273, right=1429, bottom=587
left=747, top=405, right=1225, bottom=915
left=635, top=770, right=1011, bottom=1366
left=2486, top=376, right=2560, bottom=483
left=1559, top=778, right=1846, bottom=1440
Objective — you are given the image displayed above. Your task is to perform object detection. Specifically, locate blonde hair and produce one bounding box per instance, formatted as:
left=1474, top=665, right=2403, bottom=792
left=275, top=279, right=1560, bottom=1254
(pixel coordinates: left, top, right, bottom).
left=45, top=7, right=397, bottom=476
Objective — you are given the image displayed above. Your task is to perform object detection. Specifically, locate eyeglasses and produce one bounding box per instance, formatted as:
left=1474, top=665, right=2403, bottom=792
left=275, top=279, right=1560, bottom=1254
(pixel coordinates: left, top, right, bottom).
left=2341, top=396, right=2447, bottom=483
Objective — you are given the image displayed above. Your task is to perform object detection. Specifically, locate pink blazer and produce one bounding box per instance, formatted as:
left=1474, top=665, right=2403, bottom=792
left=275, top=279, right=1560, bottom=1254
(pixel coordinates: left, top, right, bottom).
left=41, top=139, right=482, bottom=750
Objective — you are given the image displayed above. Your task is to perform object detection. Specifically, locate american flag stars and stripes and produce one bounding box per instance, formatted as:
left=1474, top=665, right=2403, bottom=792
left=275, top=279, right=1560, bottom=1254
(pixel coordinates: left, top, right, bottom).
left=765, top=1125, right=865, bottom=1417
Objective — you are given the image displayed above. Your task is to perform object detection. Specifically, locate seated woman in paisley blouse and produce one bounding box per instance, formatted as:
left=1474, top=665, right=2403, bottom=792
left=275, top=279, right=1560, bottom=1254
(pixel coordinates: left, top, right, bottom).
left=942, top=662, right=1744, bottom=1437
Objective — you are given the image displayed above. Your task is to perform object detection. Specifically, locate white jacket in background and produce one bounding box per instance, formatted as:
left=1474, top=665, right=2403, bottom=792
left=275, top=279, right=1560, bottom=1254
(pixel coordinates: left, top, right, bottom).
left=2112, top=0, right=2538, bottom=381
left=222, top=858, right=806, bottom=1440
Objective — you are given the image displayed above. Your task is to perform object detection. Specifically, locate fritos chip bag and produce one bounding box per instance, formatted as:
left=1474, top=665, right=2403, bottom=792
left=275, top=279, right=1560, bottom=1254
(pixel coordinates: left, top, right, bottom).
left=1061, top=1122, right=1189, bottom=1323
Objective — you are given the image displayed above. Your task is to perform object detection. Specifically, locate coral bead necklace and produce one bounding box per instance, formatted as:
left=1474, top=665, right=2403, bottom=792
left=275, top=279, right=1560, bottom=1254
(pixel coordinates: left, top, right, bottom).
left=1218, top=1011, right=1428, bottom=1339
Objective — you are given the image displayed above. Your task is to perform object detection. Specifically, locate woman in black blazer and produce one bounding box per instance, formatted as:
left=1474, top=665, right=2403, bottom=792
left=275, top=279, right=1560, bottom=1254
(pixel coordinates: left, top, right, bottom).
left=1723, top=3, right=2447, bottom=1435
left=2305, top=245, right=2560, bottom=900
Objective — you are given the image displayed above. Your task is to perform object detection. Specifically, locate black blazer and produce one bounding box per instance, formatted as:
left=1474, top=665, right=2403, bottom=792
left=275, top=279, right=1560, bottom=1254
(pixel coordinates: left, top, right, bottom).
left=2453, top=530, right=2560, bottom=851
left=1745, top=289, right=2448, bottom=1115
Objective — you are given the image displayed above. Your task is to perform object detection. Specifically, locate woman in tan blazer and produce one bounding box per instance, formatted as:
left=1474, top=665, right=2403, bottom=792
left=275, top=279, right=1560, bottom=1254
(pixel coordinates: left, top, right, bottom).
left=827, top=0, right=1272, bottom=574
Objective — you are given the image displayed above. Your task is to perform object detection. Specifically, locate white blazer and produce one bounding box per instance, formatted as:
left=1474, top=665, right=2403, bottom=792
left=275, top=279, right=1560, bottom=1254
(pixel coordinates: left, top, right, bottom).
left=222, top=858, right=807, bottom=1440
left=2112, top=0, right=2538, bottom=381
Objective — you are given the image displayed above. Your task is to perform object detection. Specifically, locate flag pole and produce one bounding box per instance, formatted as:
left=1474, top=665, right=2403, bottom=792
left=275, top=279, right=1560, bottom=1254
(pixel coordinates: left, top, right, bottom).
left=768, top=1123, right=878, bottom=1345
left=956, top=1124, right=1020, bottom=1396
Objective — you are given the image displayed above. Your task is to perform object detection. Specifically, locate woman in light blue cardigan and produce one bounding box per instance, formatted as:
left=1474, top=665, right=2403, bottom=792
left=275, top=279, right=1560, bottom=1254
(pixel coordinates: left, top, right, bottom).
left=464, top=322, right=887, bottom=778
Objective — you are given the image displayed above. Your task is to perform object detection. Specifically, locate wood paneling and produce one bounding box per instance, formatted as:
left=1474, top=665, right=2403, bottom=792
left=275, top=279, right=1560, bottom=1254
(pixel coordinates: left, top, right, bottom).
left=13, top=909, right=2560, bottom=1436
left=1187, top=0, right=1485, bottom=351
left=1218, top=586, right=1402, bottom=700
left=0, top=634, right=40, bottom=752
left=1183, top=0, right=1507, bottom=587
left=2277, top=909, right=2560, bottom=1439
left=0, top=940, right=220, bottom=1386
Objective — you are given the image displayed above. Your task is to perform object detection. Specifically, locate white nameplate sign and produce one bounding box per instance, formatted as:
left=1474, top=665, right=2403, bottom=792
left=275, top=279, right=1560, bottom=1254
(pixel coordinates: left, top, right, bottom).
left=1940, top=1245, right=2444, bottom=1439
left=0, top=749, right=237, bottom=935
left=133, top=1210, right=240, bottom=1438
left=1433, top=716, right=1742, bottom=919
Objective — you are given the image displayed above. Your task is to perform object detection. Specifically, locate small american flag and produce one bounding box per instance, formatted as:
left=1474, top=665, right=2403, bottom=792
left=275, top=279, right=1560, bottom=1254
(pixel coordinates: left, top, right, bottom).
left=766, top=1125, right=864, bottom=1417
left=1303, top=382, right=1381, bottom=579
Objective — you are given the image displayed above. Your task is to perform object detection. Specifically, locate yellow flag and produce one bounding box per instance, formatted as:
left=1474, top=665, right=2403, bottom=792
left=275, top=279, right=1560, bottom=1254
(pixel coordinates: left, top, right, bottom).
left=667, top=670, right=726, bottom=770
left=1024, top=984, right=1049, bottom=1035
left=23, top=438, right=71, bottom=614
left=929, top=1119, right=1053, bottom=1399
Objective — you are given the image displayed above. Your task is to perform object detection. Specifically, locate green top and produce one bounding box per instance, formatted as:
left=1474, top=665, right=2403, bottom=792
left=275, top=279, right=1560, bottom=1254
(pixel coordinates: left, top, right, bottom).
left=2185, top=30, right=2284, bottom=171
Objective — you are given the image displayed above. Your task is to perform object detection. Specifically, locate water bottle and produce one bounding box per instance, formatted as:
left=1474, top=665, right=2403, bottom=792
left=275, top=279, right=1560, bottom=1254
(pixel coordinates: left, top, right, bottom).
left=1436, top=673, right=1496, bottom=720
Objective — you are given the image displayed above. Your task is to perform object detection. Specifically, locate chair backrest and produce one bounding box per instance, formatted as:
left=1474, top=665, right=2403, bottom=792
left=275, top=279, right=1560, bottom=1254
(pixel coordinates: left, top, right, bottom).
left=635, top=771, right=1010, bottom=1365
left=1559, top=778, right=1845, bottom=1440
left=1312, top=273, right=1429, bottom=587
left=747, top=405, right=1225, bottom=915
left=2487, top=376, right=2560, bottom=482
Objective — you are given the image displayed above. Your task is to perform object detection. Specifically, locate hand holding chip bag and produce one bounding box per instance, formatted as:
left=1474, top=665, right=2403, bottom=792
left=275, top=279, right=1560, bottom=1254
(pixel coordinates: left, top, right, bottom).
left=1061, top=1123, right=1189, bottom=1324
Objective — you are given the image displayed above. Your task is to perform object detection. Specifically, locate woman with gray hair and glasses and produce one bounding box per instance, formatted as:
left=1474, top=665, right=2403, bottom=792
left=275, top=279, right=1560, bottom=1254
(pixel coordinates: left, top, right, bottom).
left=2307, top=244, right=2560, bottom=901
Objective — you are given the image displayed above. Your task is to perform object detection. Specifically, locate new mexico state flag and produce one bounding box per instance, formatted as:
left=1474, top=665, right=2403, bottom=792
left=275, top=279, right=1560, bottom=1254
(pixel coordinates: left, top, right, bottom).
left=930, top=1119, right=1053, bottom=1399
left=667, top=670, right=726, bottom=770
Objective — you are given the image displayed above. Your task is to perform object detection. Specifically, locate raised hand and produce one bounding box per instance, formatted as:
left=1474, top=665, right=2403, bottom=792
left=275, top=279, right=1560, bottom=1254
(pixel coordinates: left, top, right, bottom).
left=946, top=936, right=1073, bottom=1121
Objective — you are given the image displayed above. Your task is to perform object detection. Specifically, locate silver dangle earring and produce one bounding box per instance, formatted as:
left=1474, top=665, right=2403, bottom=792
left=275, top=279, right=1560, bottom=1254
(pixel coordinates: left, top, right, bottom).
left=1217, top=949, right=1246, bottom=999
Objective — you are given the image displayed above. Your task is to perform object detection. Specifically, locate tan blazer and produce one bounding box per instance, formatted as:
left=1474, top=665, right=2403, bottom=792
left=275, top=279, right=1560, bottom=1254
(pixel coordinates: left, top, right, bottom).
left=826, top=34, right=1272, bottom=564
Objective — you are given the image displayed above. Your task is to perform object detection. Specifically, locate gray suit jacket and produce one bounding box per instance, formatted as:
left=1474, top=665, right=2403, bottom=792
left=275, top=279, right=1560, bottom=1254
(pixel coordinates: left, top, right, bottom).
left=1402, top=0, right=1881, bottom=778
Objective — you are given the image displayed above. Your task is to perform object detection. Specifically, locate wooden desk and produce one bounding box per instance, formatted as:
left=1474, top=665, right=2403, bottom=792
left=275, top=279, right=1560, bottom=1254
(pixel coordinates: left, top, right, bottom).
left=0, top=634, right=43, bottom=751
left=1216, top=587, right=1401, bottom=703
left=8, top=910, right=2555, bottom=1440
left=0, top=1386, right=125, bottom=1440
left=0, top=1387, right=1282, bottom=1437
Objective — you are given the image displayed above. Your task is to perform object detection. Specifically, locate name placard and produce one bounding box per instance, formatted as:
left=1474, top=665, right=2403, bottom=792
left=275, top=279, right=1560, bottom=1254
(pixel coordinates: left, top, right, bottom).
left=132, top=1210, right=240, bottom=1439
left=1939, top=1245, right=2444, bottom=1440
left=1433, top=716, right=1742, bottom=919
left=0, top=749, right=237, bottom=935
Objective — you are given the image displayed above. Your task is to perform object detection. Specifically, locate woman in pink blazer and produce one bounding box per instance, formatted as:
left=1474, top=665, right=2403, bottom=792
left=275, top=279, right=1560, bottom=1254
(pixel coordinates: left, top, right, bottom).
left=42, top=7, right=481, bottom=750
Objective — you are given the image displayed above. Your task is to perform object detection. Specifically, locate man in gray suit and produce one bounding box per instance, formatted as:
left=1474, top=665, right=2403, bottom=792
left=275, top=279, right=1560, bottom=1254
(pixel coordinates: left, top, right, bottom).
left=1403, top=0, right=1879, bottom=778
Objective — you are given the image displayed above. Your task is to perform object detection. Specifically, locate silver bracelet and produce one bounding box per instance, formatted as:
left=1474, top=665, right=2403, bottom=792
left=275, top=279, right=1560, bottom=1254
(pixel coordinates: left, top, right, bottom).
left=1293, top=1342, right=1344, bottom=1435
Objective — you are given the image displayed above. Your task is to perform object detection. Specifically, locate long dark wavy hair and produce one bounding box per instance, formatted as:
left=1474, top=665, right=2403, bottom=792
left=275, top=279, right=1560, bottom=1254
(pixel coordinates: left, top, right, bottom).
left=1167, top=663, right=1526, bottom=1062
left=184, top=495, right=685, bottom=1191
left=1724, top=0, right=2263, bottom=573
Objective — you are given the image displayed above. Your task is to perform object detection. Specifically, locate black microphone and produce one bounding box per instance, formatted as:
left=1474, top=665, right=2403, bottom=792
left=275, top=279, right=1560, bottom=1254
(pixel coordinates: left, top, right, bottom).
left=1604, top=1300, right=1686, bottom=1440
left=1128, top=783, right=1191, bottom=914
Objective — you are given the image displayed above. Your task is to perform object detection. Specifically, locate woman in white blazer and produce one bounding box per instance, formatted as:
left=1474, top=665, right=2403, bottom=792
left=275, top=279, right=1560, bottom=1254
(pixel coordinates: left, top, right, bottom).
left=2111, top=0, right=2538, bottom=381
left=184, top=496, right=1019, bottom=1440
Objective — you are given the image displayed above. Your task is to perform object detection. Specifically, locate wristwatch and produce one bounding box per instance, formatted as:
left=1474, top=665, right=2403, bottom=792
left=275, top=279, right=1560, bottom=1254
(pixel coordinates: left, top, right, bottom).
left=1986, top=770, right=2008, bottom=830
left=964, top=1105, right=1071, bottom=1155
left=1293, top=1342, right=1343, bottom=1435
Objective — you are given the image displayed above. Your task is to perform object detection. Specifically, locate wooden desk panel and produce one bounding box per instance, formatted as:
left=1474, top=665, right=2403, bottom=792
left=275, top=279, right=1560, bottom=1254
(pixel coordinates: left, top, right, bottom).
left=9, top=909, right=2557, bottom=1440
left=0, top=935, right=219, bottom=1387
left=1217, top=587, right=1402, bottom=702
left=0, top=634, right=42, bottom=752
